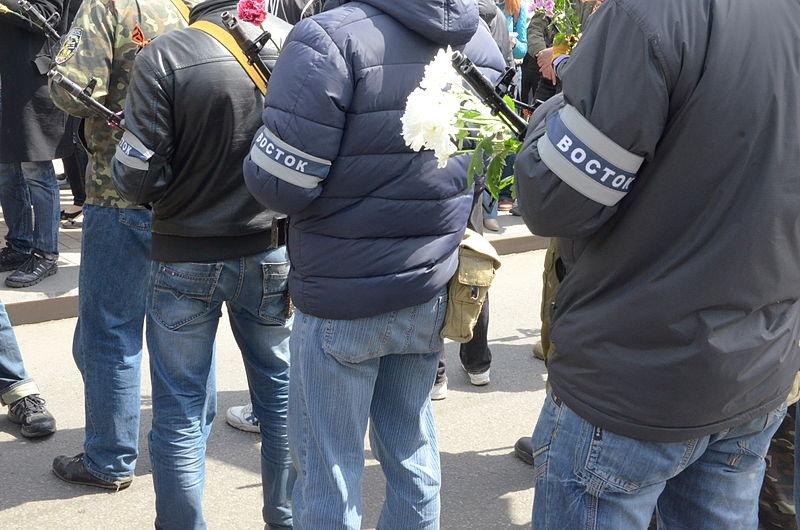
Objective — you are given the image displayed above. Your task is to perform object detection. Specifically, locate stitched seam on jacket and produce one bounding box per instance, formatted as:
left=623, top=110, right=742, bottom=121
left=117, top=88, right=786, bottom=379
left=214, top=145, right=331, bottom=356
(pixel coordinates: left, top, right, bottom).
left=613, top=0, right=673, bottom=87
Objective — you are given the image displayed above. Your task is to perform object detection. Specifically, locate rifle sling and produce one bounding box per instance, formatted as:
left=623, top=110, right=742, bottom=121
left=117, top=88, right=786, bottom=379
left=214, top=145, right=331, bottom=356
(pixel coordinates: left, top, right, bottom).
left=189, top=20, right=268, bottom=95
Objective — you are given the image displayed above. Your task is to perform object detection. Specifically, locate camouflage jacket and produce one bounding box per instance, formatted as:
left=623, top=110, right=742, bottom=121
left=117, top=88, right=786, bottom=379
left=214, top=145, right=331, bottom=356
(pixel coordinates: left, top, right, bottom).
left=49, top=0, right=195, bottom=208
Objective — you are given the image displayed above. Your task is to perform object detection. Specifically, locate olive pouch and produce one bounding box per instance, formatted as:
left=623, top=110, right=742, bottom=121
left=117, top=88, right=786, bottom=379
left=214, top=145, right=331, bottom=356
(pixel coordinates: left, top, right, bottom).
left=441, top=229, right=502, bottom=343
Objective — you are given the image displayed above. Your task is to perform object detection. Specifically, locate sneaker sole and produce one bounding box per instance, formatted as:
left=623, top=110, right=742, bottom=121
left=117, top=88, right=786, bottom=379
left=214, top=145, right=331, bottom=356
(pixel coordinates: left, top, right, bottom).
left=51, top=468, right=132, bottom=491
left=5, top=266, right=57, bottom=288
left=463, top=366, right=490, bottom=386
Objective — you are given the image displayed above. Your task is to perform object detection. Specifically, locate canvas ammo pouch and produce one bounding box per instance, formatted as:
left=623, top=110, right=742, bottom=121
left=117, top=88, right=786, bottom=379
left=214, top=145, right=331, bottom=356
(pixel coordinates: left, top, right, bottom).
left=441, top=229, right=502, bottom=343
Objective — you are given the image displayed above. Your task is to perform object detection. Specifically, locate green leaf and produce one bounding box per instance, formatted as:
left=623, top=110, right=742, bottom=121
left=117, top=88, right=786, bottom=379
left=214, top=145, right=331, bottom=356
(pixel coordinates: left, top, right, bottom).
left=467, top=144, right=485, bottom=189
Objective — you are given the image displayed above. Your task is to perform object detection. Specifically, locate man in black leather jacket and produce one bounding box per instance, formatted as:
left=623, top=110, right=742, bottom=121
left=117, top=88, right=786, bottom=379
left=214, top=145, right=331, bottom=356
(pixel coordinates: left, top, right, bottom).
left=111, top=3, right=295, bottom=528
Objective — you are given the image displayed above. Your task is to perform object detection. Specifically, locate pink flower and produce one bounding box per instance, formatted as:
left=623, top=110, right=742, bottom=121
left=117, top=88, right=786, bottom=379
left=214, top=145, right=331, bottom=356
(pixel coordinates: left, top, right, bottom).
left=237, top=0, right=267, bottom=25
left=529, top=0, right=554, bottom=17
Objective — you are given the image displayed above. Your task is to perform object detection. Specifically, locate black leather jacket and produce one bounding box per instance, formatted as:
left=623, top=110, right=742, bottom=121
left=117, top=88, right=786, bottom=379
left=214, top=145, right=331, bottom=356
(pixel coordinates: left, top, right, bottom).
left=112, top=0, right=291, bottom=262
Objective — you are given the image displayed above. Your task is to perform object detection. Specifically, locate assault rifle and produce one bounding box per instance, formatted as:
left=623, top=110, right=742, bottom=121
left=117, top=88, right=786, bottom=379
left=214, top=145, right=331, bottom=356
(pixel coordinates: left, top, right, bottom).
left=48, top=71, right=124, bottom=129
left=451, top=51, right=528, bottom=141
left=221, top=11, right=272, bottom=83
left=17, top=0, right=60, bottom=41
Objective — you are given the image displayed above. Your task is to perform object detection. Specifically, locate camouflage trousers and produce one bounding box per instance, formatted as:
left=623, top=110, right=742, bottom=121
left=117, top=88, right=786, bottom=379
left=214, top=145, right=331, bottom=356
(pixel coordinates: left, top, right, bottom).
left=539, top=238, right=561, bottom=360
left=759, top=402, right=797, bottom=529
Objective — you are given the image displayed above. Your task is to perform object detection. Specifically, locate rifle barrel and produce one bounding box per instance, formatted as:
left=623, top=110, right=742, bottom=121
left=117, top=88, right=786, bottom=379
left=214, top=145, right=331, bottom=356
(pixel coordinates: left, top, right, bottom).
left=48, top=70, right=122, bottom=128
left=451, top=51, right=528, bottom=140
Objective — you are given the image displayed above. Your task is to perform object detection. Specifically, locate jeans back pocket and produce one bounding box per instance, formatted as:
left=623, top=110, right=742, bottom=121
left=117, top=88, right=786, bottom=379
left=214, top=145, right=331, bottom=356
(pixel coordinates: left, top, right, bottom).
left=118, top=208, right=152, bottom=232
left=150, top=262, right=222, bottom=331
left=258, top=261, right=291, bottom=325
left=577, top=409, right=695, bottom=494
left=322, top=289, right=448, bottom=364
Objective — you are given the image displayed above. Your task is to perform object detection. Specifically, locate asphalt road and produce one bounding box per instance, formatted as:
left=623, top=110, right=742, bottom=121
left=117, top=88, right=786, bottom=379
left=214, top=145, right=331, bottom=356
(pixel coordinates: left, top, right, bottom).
left=0, top=250, right=547, bottom=529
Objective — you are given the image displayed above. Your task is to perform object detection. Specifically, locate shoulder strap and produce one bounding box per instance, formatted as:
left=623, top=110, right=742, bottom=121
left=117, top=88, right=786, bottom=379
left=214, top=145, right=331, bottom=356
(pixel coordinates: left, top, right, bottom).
left=168, top=0, right=191, bottom=23
left=190, top=19, right=267, bottom=95
left=189, top=20, right=268, bottom=95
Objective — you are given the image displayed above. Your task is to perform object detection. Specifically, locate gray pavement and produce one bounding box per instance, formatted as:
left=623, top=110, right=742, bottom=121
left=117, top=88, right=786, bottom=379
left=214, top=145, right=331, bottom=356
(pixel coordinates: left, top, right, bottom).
left=0, top=250, right=548, bottom=530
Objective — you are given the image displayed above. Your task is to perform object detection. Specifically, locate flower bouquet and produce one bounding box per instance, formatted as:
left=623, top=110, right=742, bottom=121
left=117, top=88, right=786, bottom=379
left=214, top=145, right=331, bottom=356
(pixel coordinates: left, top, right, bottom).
left=401, top=47, right=523, bottom=198
left=550, top=0, right=583, bottom=57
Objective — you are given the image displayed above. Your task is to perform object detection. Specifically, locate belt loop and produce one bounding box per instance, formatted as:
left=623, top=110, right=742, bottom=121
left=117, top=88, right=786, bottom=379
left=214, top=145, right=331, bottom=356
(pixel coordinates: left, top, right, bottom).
left=551, top=392, right=562, bottom=407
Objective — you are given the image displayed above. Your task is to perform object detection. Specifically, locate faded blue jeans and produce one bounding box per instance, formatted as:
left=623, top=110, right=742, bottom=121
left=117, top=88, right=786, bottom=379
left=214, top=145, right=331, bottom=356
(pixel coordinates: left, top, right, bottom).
left=796, top=402, right=800, bottom=529
left=0, top=300, right=38, bottom=406
left=532, top=393, right=787, bottom=529
left=146, top=247, right=294, bottom=530
left=0, top=161, right=60, bottom=257
left=289, top=289, right=448, bottom=530
left=73, top=205, right=151, bottom=482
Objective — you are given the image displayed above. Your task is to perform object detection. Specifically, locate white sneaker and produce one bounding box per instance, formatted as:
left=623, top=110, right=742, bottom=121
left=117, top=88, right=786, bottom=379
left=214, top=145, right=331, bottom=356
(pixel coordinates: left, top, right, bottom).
left=467, top=369, right=490, bottom=386
left=225, top=404, right=260, bottom=433
left=431, top=377, right=448, bottom=400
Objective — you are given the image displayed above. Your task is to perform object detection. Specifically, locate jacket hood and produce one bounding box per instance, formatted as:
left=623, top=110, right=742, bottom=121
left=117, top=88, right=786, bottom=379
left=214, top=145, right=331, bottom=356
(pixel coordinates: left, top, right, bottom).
left=360, top=0, right=479, bottom=45
left=476, top=0, right=497, bottom=22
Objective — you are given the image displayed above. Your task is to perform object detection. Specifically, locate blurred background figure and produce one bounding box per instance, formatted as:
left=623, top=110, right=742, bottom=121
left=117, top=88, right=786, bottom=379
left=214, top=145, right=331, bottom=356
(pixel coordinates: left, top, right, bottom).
left=0, top=0, right=71, bottom=288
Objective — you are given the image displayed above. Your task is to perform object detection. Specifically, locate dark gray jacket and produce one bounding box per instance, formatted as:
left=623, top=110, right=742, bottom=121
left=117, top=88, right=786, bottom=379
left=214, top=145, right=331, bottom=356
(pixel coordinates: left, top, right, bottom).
left=516, top=0, right=800, bottom=442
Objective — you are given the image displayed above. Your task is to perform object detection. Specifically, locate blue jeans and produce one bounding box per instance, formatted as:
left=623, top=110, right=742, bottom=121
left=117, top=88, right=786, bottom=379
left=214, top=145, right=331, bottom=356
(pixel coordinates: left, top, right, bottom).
left=73, top=205, right=151, bottom=482
left=795, top=402, right=800, bottom=528
left=146, top=247, right=294, bottom=530
left=289, top=290, right=448, bottom=530
left=0, top=161, right=60, bottom=257
left=0, top=300, right=38, bottom=406
left=532, top=393, right=787, bottom=529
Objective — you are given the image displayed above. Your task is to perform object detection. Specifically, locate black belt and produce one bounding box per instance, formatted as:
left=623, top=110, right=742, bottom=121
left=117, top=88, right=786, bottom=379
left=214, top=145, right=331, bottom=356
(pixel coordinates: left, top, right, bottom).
left=271, top=216, right=289, bottom=248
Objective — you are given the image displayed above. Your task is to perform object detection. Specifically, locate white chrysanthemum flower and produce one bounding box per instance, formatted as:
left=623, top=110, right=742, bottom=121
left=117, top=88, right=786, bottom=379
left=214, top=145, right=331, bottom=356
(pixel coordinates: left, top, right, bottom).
left=402, top=86, right=461, bottom=168
left=420, top=46, right=462, bottom=92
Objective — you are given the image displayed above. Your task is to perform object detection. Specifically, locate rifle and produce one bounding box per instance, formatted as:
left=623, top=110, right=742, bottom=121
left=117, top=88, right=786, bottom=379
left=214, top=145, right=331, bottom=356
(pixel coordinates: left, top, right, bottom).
left=451, top=51, right=528, bottom=141
left=17, top=0, right=60, bottom=41
left=220, top=11, right=272, bottom=83
left=48, top=70, right=124, bottom=129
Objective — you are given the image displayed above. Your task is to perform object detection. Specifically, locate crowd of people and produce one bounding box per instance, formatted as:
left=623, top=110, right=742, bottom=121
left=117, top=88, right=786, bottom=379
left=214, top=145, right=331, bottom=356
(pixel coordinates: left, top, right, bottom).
left=1, top=0, right=800, bottom=528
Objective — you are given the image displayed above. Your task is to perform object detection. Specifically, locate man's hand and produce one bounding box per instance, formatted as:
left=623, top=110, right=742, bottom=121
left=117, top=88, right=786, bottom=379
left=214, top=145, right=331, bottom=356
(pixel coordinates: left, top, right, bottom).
left=537, top=47, right=557, bottom=84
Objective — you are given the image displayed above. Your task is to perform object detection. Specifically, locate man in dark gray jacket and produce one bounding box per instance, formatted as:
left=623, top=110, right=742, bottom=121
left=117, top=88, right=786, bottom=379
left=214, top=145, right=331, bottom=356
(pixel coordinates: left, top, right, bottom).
left=515, top=0, right=800, bottom=527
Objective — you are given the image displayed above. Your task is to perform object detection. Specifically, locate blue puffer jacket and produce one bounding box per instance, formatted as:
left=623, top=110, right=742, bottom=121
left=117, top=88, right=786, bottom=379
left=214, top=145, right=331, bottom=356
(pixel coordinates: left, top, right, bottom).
left=244, top=0, right=505, bottom=320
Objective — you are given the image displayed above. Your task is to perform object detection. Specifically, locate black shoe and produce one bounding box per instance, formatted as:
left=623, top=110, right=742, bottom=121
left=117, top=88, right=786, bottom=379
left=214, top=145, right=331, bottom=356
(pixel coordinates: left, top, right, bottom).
left=7, top=394, right=56, bottom=438
left=0, top=246, right=30, bottom=272
left=5, top=253, right=57, bottom=288
left=509, top=200, right=522, bottom=217
left=514, top=436, right=534, bottom=465
left=52, top=453, right=133, bottom=491
left=60, top=206, right=83, bottom=221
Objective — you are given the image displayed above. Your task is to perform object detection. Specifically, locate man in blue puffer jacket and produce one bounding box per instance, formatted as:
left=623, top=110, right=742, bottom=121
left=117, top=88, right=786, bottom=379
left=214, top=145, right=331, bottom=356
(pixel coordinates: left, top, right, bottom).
left=243, top=0, right=504, bottom=527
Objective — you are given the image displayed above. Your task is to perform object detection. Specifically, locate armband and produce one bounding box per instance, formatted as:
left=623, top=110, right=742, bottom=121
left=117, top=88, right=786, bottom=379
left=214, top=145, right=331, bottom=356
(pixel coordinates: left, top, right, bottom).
left=537, top=105, right=644, bottom=206
left=114, top=130, right=154, bottom=171
left=249, top=127, right=331, bottom=189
